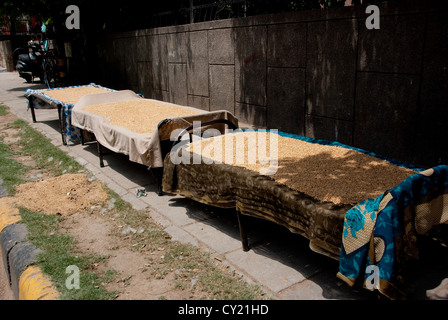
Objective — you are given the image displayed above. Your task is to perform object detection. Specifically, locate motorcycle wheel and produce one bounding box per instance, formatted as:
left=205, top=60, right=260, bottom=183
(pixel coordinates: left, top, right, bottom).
left=22, top=73, right=32, bottom=83
left=43, top=60, right=58, bottom=89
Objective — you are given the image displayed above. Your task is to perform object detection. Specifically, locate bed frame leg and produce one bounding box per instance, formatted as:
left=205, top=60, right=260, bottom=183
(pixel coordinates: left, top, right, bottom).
left=97, top=142, right=105, bottom=167
left=236, top=210, right=250, bottom=252
left=57, top=105, right=67, bottom=146
left=80, top=130, right=85, bottom=146
left=153, top=167, right=164, bottom=196
left=30, top=105, right=36, bottom=123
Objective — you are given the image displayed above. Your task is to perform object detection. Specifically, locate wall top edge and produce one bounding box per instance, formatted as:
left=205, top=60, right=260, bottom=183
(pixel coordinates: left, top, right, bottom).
left=102, top=0, right=445, bottom=39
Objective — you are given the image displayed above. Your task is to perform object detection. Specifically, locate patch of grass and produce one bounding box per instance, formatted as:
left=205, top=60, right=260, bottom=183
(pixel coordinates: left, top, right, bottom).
left=0, top=104, right=9, bottom=116
left=164, top=242, right=266, bottom=300
left=19, top=208, right=117, bottom=300
left=0, top=136, right=25, bottom=194
left=9, top=119, right=82, bottom=175
left=199, top=268, right=263, bottom=300
left=0, top=105, right=25, bottom=194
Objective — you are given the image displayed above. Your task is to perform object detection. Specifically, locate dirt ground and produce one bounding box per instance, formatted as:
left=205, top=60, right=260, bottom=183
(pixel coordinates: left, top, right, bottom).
left=58, top=209, right=194, bottom=300
left=0, top=110, right=214, bottom=300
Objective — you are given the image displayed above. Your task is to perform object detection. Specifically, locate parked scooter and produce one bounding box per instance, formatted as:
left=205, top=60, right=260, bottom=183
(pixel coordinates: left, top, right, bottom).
left=13, top=23, right=59, bottom=88
left=13, top=40, right=45, bottom=83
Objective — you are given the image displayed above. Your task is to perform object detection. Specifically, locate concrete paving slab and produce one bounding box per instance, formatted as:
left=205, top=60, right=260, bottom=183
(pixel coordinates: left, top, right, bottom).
left=148, top=201, right=200, bottom=227
left=277, top=268, right=376, bottom=300
left=140, top=195, right=219, bottom=228
left=164, top=225, right=199, bottom=247
left=277, top=279, right=327, bottom=300
left=184, top=220, right=242, bottom=254
left=94, top=172, right=128, bottom=196
left=225, top=248, right=306, bottom=294
left=103, top=167, right=144, bottom=191
left=73, top=156, right=89, bottom=166
left=249, top=242, right=326, bottom=281
left=147, top=210, right=172, bottom=228
left=121, top=192, right=148, bottom=211
left=83, top=163, right=102, bottom=175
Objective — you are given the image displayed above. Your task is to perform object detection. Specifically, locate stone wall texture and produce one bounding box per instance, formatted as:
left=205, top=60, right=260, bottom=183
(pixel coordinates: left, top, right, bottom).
left=94, top=0, right=448, bottom=167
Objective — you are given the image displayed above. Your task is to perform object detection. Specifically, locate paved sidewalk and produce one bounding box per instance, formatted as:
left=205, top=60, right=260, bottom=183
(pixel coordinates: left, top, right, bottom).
left=0, top=69, right=375, bottom=300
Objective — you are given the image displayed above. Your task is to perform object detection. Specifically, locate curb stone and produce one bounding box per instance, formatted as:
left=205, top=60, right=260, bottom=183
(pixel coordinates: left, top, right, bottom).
left=0, top=223, right=29, bottom=286
left=0, top=194, right=59, bottom=300
left=9, top=241, right=43, bottom=298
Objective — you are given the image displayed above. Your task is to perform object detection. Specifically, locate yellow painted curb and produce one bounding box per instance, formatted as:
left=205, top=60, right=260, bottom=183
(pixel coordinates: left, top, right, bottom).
left=18, top=265, right=59, bottom=300
left=0, top=198, right=59, bottom=300
left=0, top=197, right=21, bottom=233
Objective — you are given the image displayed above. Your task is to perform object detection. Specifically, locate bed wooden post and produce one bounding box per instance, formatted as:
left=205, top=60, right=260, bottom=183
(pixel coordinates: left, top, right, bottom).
left=30, top=104, right=37, bottom=123
left=57, top=104, right=67, bottom=145
left=153, top=167, right=164, bottom=196
left=236, top=210, right=250, bottom=252
left=80, top=129, right=85, bottom=146
left=97, top=142, right=105, bottom=167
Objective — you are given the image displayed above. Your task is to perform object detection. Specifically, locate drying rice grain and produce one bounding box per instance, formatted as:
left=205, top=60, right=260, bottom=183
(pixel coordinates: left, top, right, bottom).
left=187, top=131, right=416, bottom=205
left=83, top=100, right=200, bottom=133
left=42, top=86, right=111, bottom=105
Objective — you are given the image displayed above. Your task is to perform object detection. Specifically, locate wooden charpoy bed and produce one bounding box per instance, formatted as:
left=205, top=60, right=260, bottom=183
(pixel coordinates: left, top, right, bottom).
left=162, top=130, right=448, bottom=299
left=24, top=83, right=116, bottom=145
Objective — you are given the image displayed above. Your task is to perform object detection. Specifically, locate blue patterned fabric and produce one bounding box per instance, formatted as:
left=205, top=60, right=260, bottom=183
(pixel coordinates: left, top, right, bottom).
left=337, top=165, right=448, bottom=299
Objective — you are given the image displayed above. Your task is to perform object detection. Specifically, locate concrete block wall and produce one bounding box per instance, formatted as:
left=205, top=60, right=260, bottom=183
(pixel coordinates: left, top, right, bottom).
left=94, top=0, right=448, bottom=167
left=0, top=40, right=14, bottom=71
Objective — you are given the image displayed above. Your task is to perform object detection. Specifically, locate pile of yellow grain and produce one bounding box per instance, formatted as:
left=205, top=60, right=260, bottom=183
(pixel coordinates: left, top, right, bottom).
left=14, top=173, right=108, bottom=215
left=82, top=100, right=200, bottom=133
left=42, top=86, right=111, bottom=104
left=187, top=131, right=416, bottom=205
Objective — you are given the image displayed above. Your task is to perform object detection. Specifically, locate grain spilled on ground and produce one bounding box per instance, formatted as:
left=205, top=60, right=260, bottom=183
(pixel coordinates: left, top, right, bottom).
left=14, top=173, right=108, bottom=215
left=187, top=131, right=417, bottom=205
left=83, top=100, right=200, bottom=133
